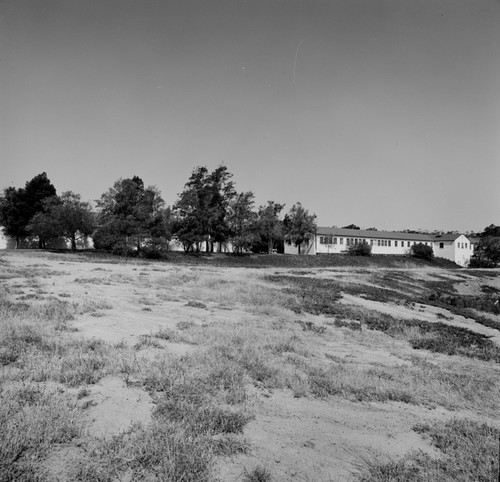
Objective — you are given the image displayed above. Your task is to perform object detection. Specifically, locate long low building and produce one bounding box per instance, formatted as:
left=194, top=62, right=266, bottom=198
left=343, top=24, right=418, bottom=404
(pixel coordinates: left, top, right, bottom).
left=285, top=227, right=473, bottom=267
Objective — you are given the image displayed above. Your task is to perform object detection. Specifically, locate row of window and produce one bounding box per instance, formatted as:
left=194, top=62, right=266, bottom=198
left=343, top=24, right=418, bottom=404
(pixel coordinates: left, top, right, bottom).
left=319, top=236, right=435, bottom=248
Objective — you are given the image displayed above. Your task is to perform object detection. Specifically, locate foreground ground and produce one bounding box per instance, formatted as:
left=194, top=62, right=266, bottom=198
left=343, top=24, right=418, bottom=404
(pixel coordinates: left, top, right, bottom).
left=1, top=250, right=499, bottom=481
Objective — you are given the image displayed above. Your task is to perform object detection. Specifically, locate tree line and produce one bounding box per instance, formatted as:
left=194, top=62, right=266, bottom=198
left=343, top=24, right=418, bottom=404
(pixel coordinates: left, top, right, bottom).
left=0, top=168, right=317, bottom=256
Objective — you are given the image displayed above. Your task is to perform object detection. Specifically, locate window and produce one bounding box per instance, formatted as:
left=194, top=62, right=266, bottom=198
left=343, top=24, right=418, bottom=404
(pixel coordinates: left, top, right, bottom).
left=465, top=243, right=468, bottom=249
left=340, top=238, right=343, bottom=245
left=395, top=241, right=398, bottom=247
left=439, top=242, right=444, bottom=249
left=408, top=241, right=411, bottom=247
left=388, top=240, right=391, bottom=247
left=333, top=237, right=337, bottom=245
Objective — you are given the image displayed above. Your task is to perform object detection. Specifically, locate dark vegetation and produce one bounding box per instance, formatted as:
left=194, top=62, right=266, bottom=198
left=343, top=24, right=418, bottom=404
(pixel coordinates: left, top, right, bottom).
left=410, top=242, right=434, bottom=260
left=76, top=249, right=461, bottom=269
left=0, top=168, right=315, bottom=258
left=346, top=242, right=372, bottom=256
left=267, top=273, right=500, bottom=362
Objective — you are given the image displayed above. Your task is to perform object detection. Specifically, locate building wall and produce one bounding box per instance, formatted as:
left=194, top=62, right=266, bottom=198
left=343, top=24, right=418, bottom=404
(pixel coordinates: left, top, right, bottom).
left=315, top=235, right=432, bottom=257
left=432, top=234, right=473, bottom=267
left=0, top=228, right=6, bottom=249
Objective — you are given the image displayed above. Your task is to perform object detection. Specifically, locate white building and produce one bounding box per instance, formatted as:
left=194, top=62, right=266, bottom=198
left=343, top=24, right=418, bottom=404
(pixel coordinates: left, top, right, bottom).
left=285, top=227, right=473, bottom=267
left=0, top=228, right=6, bottom=249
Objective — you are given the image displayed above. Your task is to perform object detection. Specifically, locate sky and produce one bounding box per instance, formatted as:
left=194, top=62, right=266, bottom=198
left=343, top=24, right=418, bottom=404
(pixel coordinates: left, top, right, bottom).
left=1, top=0, right=499, bottom=233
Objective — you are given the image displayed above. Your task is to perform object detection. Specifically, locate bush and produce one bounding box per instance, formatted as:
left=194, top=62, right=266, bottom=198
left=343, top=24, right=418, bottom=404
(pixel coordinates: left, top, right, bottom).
left=469, top=255, right=496, bottom=268
left=410, top=243, right=433, bottom=260
left=346, top=242, right=372, bottom=256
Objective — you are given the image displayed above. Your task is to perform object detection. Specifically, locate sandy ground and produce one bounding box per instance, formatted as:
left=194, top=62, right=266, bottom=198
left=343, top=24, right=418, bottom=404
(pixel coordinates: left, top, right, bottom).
left=1, top=250, right=499, bottom=481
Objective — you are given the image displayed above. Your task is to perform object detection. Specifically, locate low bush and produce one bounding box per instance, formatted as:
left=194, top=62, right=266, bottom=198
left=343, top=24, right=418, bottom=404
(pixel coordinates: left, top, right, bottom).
left=346, top=242, right=372, bottom=256
left=410, top=243, right=434, bottom=260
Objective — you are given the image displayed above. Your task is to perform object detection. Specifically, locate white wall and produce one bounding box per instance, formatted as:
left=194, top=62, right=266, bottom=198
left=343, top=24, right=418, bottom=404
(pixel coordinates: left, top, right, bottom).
left=315, top=235, right=430, bottom=256
left=296, top=232, right=474, bottom=266
left=435, top=234, right=472, bottom=267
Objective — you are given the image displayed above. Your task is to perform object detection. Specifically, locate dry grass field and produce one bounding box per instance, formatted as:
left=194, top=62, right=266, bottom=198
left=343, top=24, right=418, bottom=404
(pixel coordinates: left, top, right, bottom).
left=1, top=250, right=499, bottom=481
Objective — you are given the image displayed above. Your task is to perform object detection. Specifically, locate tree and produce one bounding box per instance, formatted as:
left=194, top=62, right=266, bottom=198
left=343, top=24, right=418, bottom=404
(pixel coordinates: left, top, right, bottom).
left=410, top=243, right=434, bottom=260
left=173, top=167, right=212, bottom=253
left=26, top=209, right=61, bottom=248
left=26, top=192, right=95, bottom=250
left=173, top=166, right=236, bottom=253
left=0, top=173, right=57, bottom=248
left=283, top=202, right=317, bottom=255
left=227, top=191, right=256, bottom=254
left=482, top=224, right=500, bottom=237
left=0, top=187, right=29, bottom=248
left=470, top=226, right=500, bottom=267
left=342, top=224, right=360, bottom=230
left=94, top=177, right=164, bottom=254
left=255, top=201, right=285, bottom=254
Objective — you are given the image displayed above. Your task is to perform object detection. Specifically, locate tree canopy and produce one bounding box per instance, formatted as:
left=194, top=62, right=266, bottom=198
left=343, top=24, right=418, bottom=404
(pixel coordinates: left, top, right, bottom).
left=255, top=201, right=285, bottom=254
left=28, top=192, right=95, bottom=250
left=0, top=172, right=57, bottom=248
left=173, top=166, right=236, bottom=252
left=284, top=202, right=317, bottom=255
left=94, top=176, right=165, bottom=254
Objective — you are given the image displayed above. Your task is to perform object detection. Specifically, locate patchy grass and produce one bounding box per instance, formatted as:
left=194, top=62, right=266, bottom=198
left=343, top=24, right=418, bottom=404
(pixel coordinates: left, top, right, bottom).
left=266, top=275, right=500, bottom=362
left=72, top=422, right=215, bottom=481
left=0, top=383, right=83, bottom=481
left=1, top=252, right=498, bottom=480
left=360, top=418, right=499, bottom=482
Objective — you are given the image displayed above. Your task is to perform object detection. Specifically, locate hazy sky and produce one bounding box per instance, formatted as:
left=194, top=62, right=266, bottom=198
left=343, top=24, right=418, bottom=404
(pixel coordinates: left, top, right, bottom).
left=1, top=0, right=499, bottom=232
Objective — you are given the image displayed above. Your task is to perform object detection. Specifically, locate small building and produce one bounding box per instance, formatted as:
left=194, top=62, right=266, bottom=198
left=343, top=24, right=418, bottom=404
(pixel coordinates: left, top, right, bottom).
left=285, top=227, right=473, bottom=267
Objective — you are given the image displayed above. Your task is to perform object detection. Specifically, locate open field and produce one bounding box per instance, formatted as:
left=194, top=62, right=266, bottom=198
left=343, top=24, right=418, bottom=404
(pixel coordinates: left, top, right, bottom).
left=1, top=250, right=499, bottom=481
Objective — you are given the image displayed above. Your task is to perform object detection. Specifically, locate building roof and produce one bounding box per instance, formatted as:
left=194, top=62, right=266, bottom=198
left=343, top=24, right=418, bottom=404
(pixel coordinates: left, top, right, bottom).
left=316, top=227, right=468, bottom=242
left=433, top=233, right=462, bottom=241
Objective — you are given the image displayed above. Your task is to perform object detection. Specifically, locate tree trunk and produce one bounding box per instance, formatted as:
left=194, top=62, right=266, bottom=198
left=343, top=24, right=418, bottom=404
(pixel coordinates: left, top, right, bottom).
left=298, top=243, right=301, bottom=255
left=71, top=234, right=77, bottom=251
left=268, top=238, right=273, bottom=254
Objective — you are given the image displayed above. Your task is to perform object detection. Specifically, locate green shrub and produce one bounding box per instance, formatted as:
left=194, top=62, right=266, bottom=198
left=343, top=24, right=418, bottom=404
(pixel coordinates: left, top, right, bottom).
left=410, top=243, right=434, bottom=260
left=346, top=242, right=372, bottom=256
